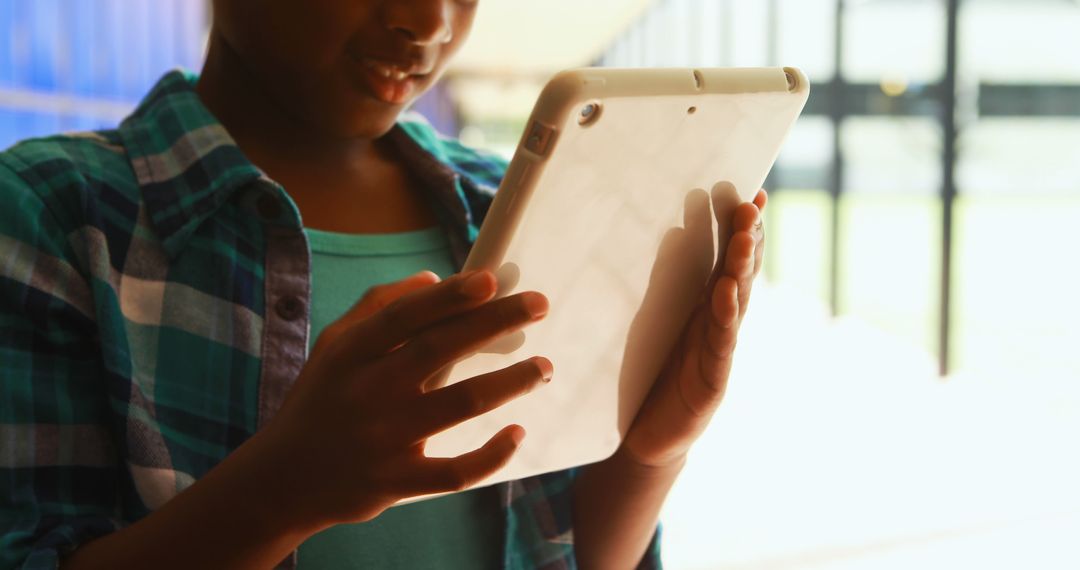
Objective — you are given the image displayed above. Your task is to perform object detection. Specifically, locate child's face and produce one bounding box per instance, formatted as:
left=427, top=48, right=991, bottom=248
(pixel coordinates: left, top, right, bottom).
left=211, top=0, right=478, bottom=139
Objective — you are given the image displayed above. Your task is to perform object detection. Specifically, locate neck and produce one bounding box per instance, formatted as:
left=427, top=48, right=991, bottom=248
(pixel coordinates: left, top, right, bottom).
left=192, top=32, right=440, bottom=234
left=195, top=31, right=379, bottom=180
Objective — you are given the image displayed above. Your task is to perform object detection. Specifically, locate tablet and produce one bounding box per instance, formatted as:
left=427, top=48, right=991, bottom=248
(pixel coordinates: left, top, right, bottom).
left=422, top=67, right=809, bottom=492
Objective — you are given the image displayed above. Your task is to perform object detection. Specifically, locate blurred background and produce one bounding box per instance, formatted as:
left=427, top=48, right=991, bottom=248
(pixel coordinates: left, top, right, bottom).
left=2, top=0, right=1078, bottom=568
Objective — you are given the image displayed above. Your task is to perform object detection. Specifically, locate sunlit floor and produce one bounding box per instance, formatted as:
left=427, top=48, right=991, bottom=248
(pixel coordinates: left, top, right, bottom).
left=660, top=280, right=1080, bottom=569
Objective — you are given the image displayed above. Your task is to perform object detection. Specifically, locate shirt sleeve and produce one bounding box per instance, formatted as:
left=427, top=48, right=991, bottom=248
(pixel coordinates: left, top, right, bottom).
left=0, top=160, right=123, bottom=569
left=503, top=467, right=664, bottom=569
left=639, top=522, right=664, bottom=569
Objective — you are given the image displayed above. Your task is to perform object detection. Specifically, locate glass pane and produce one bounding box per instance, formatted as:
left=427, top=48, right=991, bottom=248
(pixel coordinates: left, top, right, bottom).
left=962, top=0, right=1080, bottom=84
left=765, top=190, right=832, bottom=305
left=777, top=0, right=836, bottom=81
left=842, top=117, right=942, bottom=196
left=843, top=0, right=945, bottom=84
left=767, top=116, right=834, bottom=303
left=776, top=115, right=834, bottom=189
left=840, top=194, right=941, bottom=356
left=0, top=0, right=206, bottom=150
left=642, top=4, right=669, bottom=67
left=959, top=119, right=1080, bottom=198
left=839, top=116, right=941, bottom=355
left=728, top=0, right=771, bottom=67
left=955, top=0, right=1080, bottom=377
left=692, top=0, right=725, bottom=67
left=952, top=195, right=1080, bottom=377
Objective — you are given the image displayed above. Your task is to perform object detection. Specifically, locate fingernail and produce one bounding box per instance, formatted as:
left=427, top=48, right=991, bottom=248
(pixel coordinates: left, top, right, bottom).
left=462, top=272, right=493, bottom=299
left=510, top=426, right=526, bottom=446
left=534, top=357, right=554, bottom=382
left=524, top=293, right=549, bottom=318
left=414, top=270, right=441, bottom=283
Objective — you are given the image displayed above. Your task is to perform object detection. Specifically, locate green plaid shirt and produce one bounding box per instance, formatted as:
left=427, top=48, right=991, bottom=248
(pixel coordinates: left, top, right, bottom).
left=0, top=71, right=662, bottom=570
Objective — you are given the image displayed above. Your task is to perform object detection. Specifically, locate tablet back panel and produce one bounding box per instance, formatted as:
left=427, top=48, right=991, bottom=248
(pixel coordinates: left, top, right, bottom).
left=421, top=67, right=809, bottom=493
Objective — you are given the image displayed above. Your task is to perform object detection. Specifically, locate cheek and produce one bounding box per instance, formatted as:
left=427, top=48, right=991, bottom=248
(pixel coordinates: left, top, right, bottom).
left=445, top=9, right=477, bottom=63
left=416, top=8, right=475, bottom=88
left=217, top=2, right=359, bottom=72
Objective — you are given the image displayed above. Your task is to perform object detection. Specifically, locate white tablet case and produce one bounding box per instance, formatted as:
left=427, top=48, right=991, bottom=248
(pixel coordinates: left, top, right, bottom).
left=420, top=67, right=809, bottom=494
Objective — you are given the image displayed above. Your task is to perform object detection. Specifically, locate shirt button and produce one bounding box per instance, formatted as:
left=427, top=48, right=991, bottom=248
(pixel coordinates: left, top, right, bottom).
left=275, top=295, right=305, bottom=322
left=256, top=193, right=282, bottom=220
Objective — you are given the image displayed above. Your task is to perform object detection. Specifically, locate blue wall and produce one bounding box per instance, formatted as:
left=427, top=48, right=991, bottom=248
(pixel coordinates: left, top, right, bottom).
left=0, top=0, right=207, bottom=149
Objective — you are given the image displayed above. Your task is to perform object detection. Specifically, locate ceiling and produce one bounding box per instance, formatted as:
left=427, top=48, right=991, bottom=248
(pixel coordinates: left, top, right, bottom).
left=450, top=0, right=654, bottom=76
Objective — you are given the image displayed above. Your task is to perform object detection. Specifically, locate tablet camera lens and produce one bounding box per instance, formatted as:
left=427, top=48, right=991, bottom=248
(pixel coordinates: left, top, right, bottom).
left=578, top=101, right=602, bottom=126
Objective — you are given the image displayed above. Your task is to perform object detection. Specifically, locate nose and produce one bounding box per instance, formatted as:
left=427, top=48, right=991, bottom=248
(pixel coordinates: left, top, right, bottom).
left=381, top=0, right=454, bottom=45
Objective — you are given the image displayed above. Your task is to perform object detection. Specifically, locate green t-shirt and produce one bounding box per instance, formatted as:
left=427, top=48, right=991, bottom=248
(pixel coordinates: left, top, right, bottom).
left=297, top=226, right=502, bottom=570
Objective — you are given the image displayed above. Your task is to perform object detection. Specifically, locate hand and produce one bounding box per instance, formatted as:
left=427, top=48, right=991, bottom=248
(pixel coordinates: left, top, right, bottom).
left=249, top=270, right=552, bottom=533
left=619, top=189, right=768, bottom=468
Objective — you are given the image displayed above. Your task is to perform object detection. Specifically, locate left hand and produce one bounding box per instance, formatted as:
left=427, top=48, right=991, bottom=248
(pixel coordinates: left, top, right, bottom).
left=619, top=189, right=768, bottom=468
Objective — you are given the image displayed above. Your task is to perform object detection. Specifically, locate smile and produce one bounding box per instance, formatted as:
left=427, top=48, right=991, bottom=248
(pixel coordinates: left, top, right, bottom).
left=347, top=53, right=435, bottom=105
left=364, top=60, right=424, bottom=82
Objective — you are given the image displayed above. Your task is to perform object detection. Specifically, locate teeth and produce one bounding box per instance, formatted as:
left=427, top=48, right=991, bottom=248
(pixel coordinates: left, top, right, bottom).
left=365, top=60, right=411, bottom=82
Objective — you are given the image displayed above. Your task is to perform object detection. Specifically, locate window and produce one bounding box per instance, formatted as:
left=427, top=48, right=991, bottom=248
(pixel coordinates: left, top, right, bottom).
left=0, top=0, right=206, bottom=149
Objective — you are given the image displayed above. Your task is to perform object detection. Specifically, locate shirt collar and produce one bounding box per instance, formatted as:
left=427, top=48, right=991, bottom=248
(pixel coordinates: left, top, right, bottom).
left=118, top=70, right=263, bottom=257
left=118, top=70, right=483, bottom=262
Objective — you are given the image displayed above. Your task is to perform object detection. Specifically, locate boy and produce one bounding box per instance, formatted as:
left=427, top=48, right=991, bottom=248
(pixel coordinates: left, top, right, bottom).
left=0, top=1, right=767, bottom=568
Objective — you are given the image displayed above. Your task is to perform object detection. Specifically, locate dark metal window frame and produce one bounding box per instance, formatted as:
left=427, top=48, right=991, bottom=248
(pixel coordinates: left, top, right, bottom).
left=789, top=0, right=1080, bottom=376
left=603, top=0, right=1080, bottom=376
left=762, top=0, right=961, bottom=376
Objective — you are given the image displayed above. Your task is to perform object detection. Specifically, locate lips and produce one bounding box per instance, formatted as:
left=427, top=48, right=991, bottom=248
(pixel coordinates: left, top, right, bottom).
left=365, top=59, right=430, bottom=80
left=350, top=54, right=434, bottom=105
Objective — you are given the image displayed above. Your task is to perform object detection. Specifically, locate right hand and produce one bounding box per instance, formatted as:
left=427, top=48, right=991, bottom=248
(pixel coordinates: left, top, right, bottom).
left=253, top=270, right=551, bottom=533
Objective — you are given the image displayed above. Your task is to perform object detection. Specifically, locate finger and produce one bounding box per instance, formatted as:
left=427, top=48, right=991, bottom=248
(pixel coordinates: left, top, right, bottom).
left=751, top=191, right=767, bottom=259
left=372, top=291, right=548, bottom=388
left=720, top=230, right=757, bottom=319
left=311, top=271, right=440, bottom=355
left=739, top=195, right=766, bottom=283
left=339, top=270, right=498, bottom=360
left=706, top=275, right=740, bottom=362
left=684, top=308, right=735, bottom=412
left=342, top=271, right=441, bottom=326
left=751, top=204, right=765, bottom=245
left=753, top=188, right=768, bottom=212
left=698, top=312, right=737, bottom=400
left=403, top=357, right=552, bottom=443
left=710, top=202, right=758, bottom=280
left=709, top=275, right=740, bottom=332
left=722, top=231, right=757, bottom=280
left=730, top=201, right=761, bottom=234
left=396, top=424, right=524, bottom=496
left=752, top=222, right=767, bottom=276
left=707, top=199, right=763, bottom=292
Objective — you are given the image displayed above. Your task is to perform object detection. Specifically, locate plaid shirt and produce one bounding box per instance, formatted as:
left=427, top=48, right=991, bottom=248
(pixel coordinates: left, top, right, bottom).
left=0, top=70, right=662, bottom=570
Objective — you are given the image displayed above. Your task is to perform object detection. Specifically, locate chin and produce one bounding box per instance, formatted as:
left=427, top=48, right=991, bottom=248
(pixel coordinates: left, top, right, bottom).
left=343, top=114, right=401, bottom=140
left=312, top=102, right=404, bottom=141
